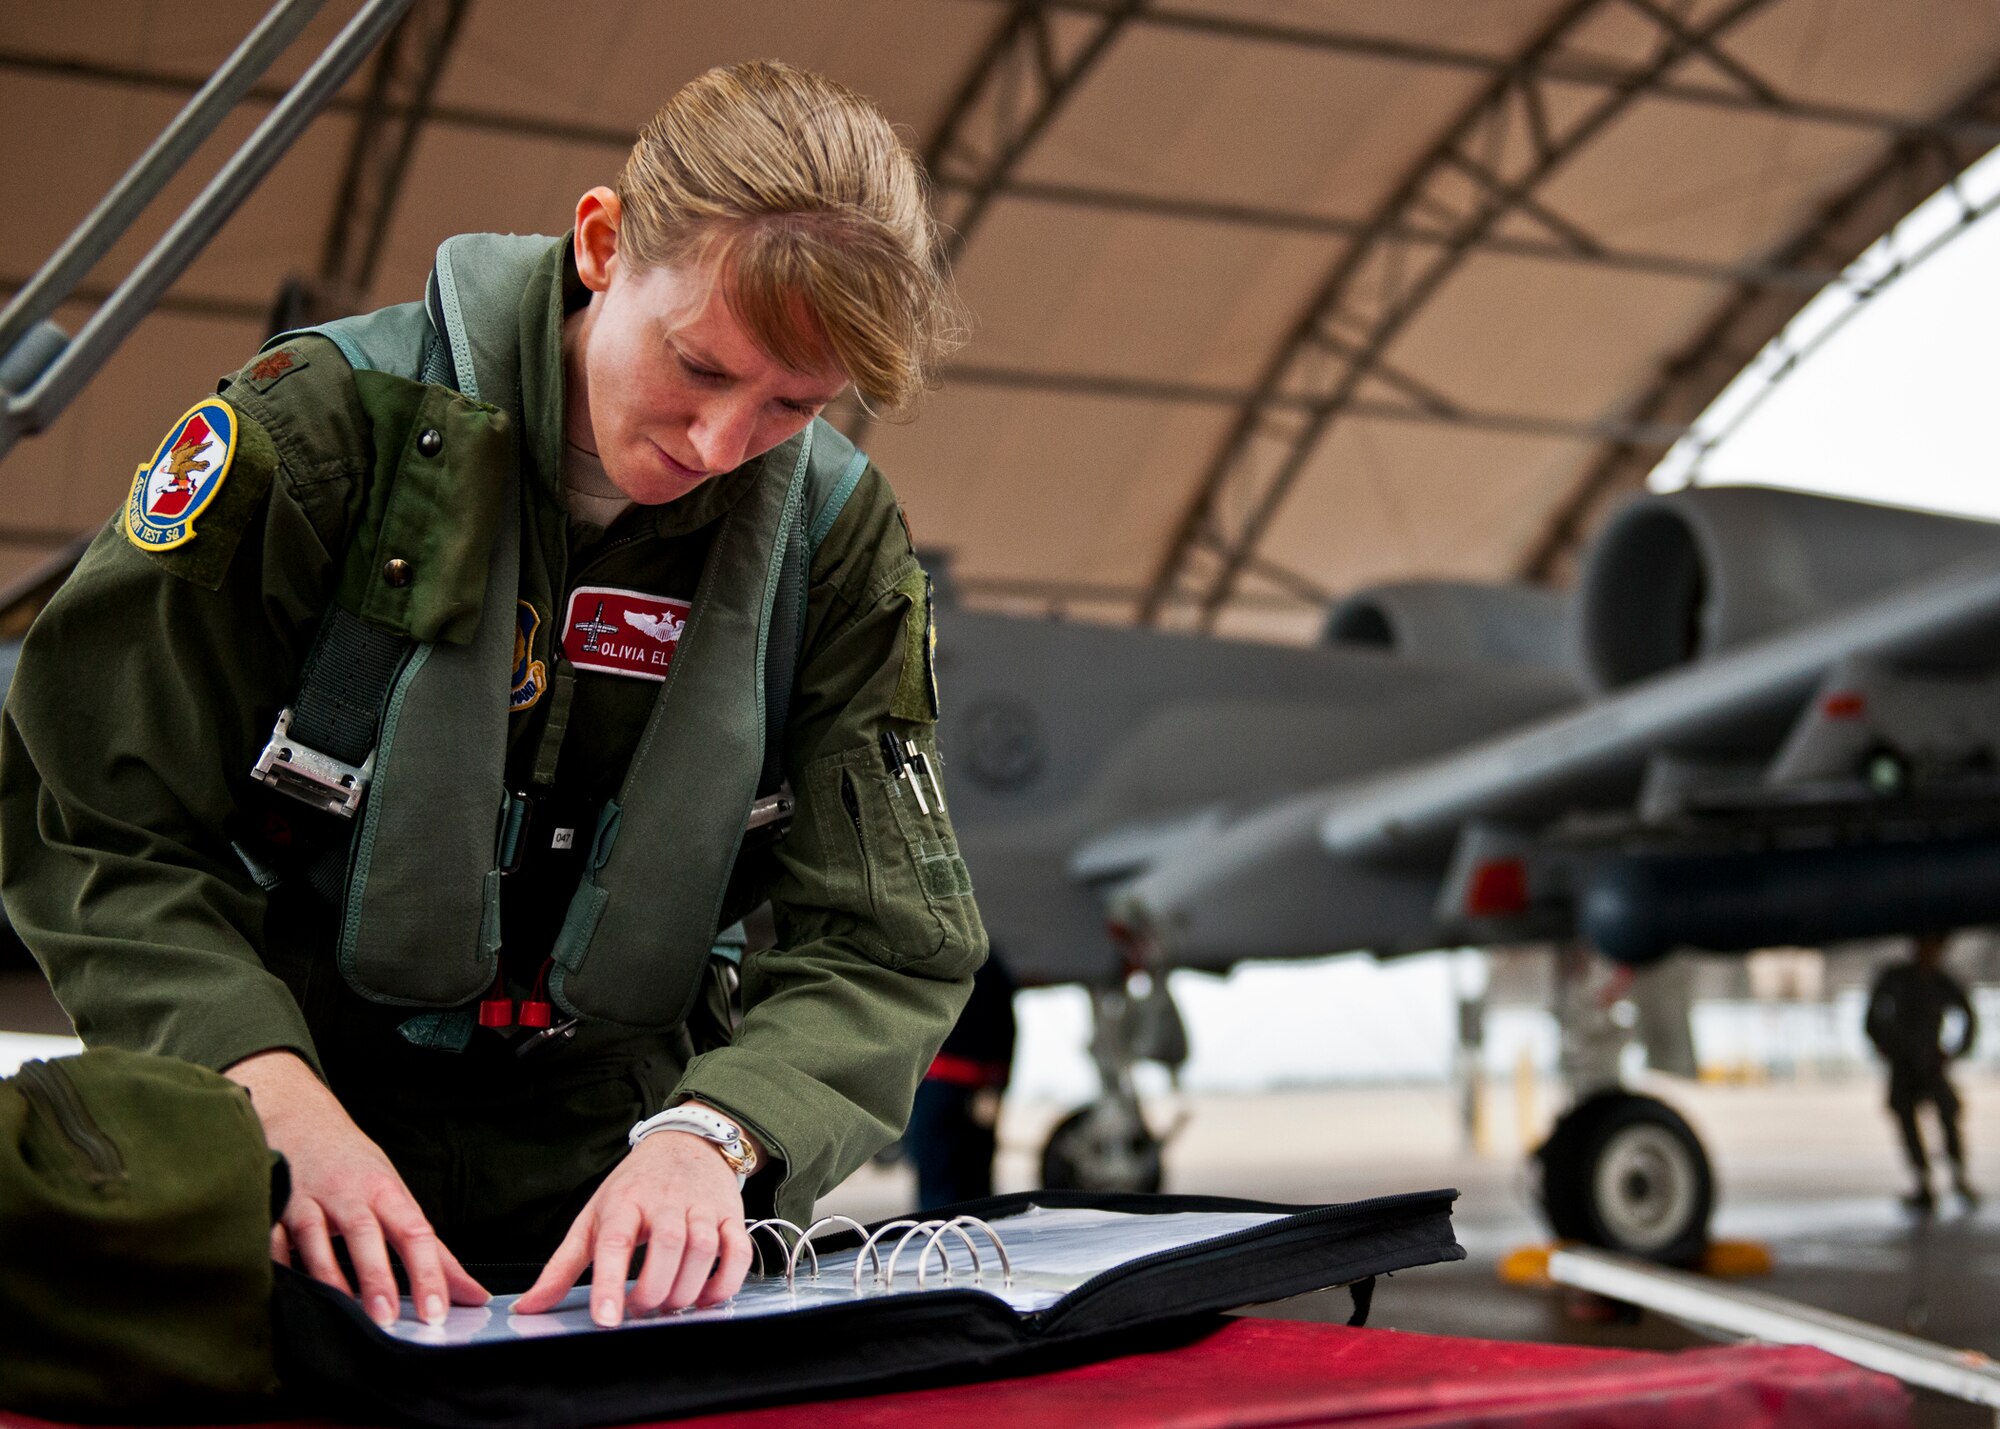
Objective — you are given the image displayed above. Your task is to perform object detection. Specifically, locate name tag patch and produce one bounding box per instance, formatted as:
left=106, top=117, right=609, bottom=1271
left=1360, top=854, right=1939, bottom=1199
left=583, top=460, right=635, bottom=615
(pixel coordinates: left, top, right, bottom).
left=563, top=585, right=690, bottom=681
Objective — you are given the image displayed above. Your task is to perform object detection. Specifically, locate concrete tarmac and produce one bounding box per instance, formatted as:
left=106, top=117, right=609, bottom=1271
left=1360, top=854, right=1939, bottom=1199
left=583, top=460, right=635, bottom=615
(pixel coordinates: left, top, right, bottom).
left=829, top=1077, right=2000, bottom=1427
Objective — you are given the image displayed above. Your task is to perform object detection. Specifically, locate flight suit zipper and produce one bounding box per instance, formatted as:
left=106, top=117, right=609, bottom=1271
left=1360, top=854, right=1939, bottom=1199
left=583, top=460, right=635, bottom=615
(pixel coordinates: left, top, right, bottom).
left=841, top=768, right=875, bottom=907
left=15, top=1060, right=126, bottom=1185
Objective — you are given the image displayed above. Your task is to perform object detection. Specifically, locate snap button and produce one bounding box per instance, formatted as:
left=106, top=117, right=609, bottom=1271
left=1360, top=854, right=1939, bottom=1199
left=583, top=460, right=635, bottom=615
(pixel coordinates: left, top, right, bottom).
left=416, top=427, right=443, bottom=458
left=383, top=558, right=413, bottom=588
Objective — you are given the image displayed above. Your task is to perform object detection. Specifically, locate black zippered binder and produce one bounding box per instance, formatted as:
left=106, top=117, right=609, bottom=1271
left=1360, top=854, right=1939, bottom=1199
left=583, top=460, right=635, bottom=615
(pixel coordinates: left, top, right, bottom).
left=273, top=1188, right=1463, bottom=1429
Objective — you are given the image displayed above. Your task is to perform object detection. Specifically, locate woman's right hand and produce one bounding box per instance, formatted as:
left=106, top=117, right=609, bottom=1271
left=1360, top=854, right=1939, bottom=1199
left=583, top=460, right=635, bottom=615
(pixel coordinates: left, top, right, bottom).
left=225, top=1049, right=489, bottom=1327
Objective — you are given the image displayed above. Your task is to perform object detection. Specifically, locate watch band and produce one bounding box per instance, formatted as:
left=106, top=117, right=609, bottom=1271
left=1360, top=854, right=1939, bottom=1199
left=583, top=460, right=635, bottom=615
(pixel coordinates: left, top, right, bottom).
left=629, top=1104, right=757, bottom=1186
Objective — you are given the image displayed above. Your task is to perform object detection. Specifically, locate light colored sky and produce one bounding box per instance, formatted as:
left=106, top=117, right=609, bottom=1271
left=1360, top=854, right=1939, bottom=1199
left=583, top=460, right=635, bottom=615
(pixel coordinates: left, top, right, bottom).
left=1652, top=142, right=2000, bottom=518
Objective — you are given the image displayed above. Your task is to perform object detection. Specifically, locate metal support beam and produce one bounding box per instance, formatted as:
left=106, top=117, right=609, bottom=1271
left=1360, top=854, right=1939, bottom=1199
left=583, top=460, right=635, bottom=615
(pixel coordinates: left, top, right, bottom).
left=1030, top=0, right=2000, bottom=147
left=840, top=1, right=1141, bottom=448
left=0, top=0, right=417, bottom=461
left=17, top=14, right=1997, bottom=157
left=0, top=0, right=323, bottom=366
left=1519, top=55, right=2000, bottom=581
left=978, top=178, right=1841, bottom=291
left=312, top=0, right=468, bottom=318
left=1141, top=0, right=1784, bottom=629
left=947, top=361, right=1689, bottom=446
left=1548, top=1247, right=2000, bottom=1414
left=925, top=2, right=1145, bottom=261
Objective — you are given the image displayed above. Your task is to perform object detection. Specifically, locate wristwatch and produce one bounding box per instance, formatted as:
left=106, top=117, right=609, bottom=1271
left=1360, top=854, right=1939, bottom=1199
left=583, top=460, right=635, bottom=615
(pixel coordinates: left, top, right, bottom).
left=628, top=1103, right=759, bottom=1186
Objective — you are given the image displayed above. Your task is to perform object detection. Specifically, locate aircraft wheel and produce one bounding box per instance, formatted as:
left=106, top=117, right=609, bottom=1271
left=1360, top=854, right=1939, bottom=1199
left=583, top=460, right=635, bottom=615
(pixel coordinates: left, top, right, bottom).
left=1536, top=1091, right=1711, bottom=1265
left=1040, top=1104, right=1163, bottom=1193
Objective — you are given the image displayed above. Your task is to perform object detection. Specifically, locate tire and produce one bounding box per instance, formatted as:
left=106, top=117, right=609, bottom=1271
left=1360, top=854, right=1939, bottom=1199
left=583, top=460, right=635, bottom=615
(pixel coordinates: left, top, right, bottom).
left=1039, top=1104, right=1164, bottom=1193
left=1536, top=1091, right=1712, bottom=1266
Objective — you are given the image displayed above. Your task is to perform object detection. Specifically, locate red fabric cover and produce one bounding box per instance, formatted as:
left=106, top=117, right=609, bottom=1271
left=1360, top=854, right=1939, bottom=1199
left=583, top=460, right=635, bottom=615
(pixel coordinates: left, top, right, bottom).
left=0, top=1316, right=1911, bottom=1429
left=674, top=1319, right=1911, bottom=1429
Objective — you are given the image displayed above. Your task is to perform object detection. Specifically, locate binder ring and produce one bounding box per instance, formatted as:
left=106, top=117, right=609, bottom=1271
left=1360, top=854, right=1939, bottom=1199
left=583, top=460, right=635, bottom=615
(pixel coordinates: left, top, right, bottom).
left=787, top=1215, right=878, bottom=1285
left=945, top=1215, right=1013, bottom=1287
left=856, top=1220, right=927, bottom=1292
left=745, top=1218, right=817, bottom=1280
left=913, top=1220, right=985, bottom=1289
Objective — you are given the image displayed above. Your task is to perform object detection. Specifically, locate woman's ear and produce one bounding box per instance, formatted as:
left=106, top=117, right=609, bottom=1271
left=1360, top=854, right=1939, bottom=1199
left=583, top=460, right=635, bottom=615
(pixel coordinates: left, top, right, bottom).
left=573, top=186, right=624, bottom=293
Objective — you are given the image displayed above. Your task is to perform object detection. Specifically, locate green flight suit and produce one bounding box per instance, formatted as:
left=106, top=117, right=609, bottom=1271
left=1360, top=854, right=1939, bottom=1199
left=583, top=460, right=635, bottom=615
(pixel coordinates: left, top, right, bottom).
left=0, top=237, right=986, bottom=1259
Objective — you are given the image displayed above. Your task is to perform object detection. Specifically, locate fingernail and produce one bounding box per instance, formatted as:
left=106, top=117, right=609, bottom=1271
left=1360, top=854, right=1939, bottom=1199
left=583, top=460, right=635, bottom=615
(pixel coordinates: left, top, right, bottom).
left=368, top=1295, right=396, bottom=1328
left=593, top=1299, right=620, bottom=1328
left=422, top=1295, right=446, bottom=1326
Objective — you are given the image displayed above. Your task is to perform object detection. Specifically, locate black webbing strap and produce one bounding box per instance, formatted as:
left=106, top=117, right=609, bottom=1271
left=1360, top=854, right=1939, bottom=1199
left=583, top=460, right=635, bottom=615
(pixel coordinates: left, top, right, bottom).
left=288, top=607, right=411, bottom=767
left=1346, top=1276, right=1376, bottom=1327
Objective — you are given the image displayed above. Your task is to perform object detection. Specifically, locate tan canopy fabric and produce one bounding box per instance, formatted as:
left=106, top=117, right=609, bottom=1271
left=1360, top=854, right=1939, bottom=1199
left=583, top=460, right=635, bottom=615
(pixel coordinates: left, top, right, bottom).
left=5, top=0, right=1998, bottom=640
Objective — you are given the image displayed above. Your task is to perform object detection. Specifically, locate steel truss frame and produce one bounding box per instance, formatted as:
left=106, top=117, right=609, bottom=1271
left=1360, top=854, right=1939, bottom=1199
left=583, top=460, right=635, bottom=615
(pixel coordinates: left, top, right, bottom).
left=309, top=0, right=467, bottom=320
left=1140, top=0, right=1813, bottom=629
left=1519, top=56, right=2000, bottom=581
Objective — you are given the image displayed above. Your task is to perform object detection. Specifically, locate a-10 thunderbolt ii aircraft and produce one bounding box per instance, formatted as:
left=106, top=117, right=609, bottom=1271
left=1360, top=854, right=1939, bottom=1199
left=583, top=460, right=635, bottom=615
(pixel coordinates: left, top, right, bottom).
left=934, top=483, right=2000, bottom=1264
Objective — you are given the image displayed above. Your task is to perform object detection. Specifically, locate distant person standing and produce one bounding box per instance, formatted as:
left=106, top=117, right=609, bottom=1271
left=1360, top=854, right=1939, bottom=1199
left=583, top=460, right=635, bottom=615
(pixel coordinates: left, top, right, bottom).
left=1866, top=936, right=1979, bottom=1212
left=905, top=954, right=1017, bottom=1209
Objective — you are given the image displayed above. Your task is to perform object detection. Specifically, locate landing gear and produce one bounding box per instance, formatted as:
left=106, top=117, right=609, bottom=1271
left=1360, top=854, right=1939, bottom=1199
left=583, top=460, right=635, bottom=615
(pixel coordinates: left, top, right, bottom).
left=1536, top=1090, right=1713, bottom=1266
left=1041, top=1100, right=1163, bottom=1192
left=1038, top=975, right=1187, bottom=1194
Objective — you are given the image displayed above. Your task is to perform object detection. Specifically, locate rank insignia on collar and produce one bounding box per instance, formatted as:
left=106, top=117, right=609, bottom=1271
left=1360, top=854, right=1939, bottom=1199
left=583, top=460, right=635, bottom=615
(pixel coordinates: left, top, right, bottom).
left=512, top=600, right=548, bottom=711
left=563, top=585, right=692, bottom=681
left=124, top=399, right=238, bottom=552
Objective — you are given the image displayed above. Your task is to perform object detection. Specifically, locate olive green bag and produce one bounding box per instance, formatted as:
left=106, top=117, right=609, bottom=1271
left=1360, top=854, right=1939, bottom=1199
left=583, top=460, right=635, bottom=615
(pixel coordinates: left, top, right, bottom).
left=0, top=1047, right=286, bottom=1416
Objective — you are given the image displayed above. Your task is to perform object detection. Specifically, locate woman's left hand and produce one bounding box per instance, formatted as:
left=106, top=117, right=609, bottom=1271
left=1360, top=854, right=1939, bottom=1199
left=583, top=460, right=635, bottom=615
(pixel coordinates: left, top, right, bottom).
left=511, top=1131, right=754, bottom=1323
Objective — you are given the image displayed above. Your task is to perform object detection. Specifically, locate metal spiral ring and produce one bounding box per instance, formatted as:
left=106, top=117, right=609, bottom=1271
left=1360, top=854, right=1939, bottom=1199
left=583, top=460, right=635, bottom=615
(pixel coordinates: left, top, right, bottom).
left=913, top=1220, right=985, bottom=1289
left=945, top=1215, right=1013, bottom=1287
left=855, top=1219, right=925, bottom=1292
left=884, top=1220, right=962, bottom=1287
left=786, top=1214, right=878, bottom=1285
left=745, top=1218, right=816, bottom=1280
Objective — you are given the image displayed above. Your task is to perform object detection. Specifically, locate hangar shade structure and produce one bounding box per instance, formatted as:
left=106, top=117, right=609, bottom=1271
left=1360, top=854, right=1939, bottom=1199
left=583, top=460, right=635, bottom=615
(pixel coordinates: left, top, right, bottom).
left=4, top=0, right=1999, bottom=641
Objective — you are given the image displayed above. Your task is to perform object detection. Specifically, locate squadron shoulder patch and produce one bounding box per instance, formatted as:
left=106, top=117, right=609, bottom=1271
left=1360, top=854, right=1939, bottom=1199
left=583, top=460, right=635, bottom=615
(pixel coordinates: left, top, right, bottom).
left=512, top=600, right=548, bottom=711
left=124, top=399, right=239, bottom=552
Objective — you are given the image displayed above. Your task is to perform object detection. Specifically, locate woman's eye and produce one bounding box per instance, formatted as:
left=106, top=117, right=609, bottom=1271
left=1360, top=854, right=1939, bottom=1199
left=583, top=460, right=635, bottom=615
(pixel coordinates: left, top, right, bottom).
left=680, top=357, right=726, bottom=383
left=778, top=399, right=818, bottom=417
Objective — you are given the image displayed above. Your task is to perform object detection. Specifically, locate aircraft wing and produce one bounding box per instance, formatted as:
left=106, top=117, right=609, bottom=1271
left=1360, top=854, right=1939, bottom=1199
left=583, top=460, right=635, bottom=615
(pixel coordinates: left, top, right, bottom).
left=1117, top=549, right=2000, bottom=965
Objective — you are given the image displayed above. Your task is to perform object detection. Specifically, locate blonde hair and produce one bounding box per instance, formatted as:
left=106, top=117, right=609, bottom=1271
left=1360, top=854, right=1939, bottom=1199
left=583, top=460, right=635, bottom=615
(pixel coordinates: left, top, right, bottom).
left=616, top=60, right=964, bottom=415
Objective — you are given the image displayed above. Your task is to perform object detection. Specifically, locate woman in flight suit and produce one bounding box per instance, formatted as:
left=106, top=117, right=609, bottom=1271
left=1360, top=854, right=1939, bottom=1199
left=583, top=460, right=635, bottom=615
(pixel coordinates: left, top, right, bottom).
left=1, top=60, right=985, bottom=1331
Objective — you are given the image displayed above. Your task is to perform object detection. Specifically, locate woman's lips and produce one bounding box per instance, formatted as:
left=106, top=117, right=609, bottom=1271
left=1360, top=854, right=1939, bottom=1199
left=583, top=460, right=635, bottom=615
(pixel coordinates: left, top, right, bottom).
left=650, top=440, right=710, bottom=481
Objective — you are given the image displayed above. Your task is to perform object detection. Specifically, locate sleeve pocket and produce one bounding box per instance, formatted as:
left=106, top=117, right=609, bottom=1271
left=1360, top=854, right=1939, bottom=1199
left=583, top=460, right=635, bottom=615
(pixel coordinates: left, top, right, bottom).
left=793, top=740, right=984, bottom=977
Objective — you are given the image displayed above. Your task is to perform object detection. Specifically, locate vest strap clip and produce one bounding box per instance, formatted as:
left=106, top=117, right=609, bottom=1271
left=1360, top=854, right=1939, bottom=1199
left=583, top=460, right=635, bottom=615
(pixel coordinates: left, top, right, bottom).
left=251, top=706, right=376, bottom=818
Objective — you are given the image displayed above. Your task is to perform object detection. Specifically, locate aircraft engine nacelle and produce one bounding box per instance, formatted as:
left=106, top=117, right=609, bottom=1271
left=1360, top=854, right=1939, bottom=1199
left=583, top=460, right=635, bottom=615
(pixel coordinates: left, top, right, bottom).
left=1576, top=486, right=2000, bottom=692
left=1325, top=580, right=1576, bottom=678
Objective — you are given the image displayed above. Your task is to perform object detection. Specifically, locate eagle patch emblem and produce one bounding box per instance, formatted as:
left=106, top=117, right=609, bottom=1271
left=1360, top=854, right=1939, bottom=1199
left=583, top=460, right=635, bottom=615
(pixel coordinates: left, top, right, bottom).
left=563, top=585, right=691, bottom=681
left=125, top=399, right=238, bottom=552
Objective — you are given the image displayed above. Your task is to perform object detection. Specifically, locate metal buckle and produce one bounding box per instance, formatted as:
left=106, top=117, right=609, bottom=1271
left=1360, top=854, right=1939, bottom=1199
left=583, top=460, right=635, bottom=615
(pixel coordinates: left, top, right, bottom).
left=745, top=784, right=796, bottom=839
left=250, top=706, right=374, bottom=819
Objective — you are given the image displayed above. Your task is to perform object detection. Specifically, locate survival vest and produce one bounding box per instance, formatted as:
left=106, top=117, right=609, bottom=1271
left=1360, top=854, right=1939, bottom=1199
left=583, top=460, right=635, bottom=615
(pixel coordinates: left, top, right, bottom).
left=248, top=234, right=868, bottom=1032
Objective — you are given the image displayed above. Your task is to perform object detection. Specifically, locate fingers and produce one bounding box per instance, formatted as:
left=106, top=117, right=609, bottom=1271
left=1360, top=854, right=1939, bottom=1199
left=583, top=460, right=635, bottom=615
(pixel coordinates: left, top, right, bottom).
left=269, top=1220, right=291, bottom=1268
left=513, top=1215, right=594, bottom=1316
left=377, top=1198, right=452, bottom=1327
left=628, top=1209, right=686, bottom=1316
left=696, top=1216, right=752, bottom=1309
left=590, top=1201, right=648, bottom=1327
left=339, top=1212, right=402, bottom=1329
left=664, top=1217, right=718, bottom=1312
left=286, top=1200, right=354, bottom=1299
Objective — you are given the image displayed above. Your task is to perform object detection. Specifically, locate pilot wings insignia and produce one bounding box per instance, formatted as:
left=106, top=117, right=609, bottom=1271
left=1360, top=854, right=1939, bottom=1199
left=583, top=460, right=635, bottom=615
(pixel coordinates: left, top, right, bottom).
left=625, top=608, right=685, bottom=644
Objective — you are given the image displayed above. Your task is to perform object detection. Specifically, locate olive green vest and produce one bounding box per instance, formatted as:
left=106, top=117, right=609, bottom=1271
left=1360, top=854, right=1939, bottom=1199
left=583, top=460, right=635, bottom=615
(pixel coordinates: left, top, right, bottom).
left=265, top=234, right=864, bottom=1031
